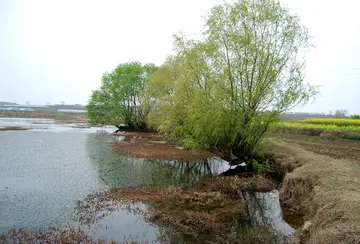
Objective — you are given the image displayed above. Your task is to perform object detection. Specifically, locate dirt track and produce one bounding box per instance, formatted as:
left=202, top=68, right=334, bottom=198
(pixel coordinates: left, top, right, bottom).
left=278, top=134, right=360, bottom=160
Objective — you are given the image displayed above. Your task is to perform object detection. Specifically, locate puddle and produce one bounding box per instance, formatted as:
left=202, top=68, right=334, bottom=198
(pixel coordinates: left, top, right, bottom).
left=87, top=203, right=160, bottom=243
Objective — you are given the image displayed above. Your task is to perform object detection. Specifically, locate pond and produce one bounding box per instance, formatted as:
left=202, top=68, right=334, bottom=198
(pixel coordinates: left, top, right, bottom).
left=0, top=118, right=294, bottom=243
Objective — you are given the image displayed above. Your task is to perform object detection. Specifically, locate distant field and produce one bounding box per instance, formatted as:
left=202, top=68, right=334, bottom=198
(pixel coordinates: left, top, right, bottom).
left=301, top=118, right=360, bottom=127
left=0, top=111, right=88, bottom=122
left=277, top=118, right=360, bottom=140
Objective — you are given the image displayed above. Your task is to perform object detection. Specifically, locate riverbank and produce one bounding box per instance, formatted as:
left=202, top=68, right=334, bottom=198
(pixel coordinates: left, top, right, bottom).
left=271, top=140, right=360, bottom=243
left=0, top=126, right=28, bottom=131
left=113, top=131, right=360, bottom=243
left=0, top=111, right=88, bottom=122
left=114, top=131, right=215, bottom=161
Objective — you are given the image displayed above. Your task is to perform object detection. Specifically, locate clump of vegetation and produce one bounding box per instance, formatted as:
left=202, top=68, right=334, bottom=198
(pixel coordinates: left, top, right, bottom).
left=86, top=62, right=157, bottom=131
left=143, top=0, right=317, bottom=165
left=88, top=0, right=317, bottom=169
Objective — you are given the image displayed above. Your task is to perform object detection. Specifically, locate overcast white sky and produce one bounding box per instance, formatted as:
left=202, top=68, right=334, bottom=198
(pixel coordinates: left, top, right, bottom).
left=1, top=0, right=360, bottom=114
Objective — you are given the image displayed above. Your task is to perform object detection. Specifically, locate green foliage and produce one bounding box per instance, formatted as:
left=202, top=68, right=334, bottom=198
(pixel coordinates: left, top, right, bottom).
left=350, top=115, right=360, bottom=119
left=251, top=159, right=272, bottom=175
left=87, top=62, right=156, bottom=129
left=146, top=0, right=317, bottom=162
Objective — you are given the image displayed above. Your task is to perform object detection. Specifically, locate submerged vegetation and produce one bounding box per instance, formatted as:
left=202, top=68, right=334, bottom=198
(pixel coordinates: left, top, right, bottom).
left=75, top=176, right=279, bottom=243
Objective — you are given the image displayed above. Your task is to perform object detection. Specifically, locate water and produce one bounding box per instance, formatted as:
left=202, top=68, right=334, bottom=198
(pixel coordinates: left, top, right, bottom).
left=239, top=190, right=295, bottom=242
left=0, top=118, right=229, bottom=242
left=0, top=118, right=294, bottom=243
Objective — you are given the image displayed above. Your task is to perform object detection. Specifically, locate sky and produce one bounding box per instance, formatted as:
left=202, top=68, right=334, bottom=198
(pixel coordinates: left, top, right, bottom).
left=0, top=0, right=359, bottom=114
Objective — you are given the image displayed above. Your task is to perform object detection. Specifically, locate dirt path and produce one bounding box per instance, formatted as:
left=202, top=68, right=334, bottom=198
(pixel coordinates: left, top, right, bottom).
left=277, top=134, right=360, bottom=161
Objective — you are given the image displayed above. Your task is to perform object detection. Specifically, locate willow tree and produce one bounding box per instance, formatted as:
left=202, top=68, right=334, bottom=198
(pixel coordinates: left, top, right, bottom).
left=87, top=62, right=157, bottom=130
left=148, top=0, right=317, bottom=162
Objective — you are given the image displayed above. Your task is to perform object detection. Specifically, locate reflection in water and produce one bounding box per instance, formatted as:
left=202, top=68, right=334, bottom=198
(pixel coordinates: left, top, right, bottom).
left=86, top=133, right=229, bottom=188
left=239, top=190, right=295, bottom=243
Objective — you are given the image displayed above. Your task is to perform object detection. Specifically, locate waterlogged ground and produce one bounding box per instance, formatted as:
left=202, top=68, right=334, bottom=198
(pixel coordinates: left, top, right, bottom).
left=0, top=118, right=294, bottom=243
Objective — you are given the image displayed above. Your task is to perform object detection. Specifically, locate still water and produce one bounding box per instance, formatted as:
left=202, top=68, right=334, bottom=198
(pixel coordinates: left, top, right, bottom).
left=0, top=118, right=229, bottom=242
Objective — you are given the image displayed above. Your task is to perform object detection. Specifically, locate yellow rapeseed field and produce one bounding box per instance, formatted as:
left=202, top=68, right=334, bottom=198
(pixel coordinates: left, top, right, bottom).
left=301, top=118, right=360, bottom=127
left=278, top=121, right=360, bottom=132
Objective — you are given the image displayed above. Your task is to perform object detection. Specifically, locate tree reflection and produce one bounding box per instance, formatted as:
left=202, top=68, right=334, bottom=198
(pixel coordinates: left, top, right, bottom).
left=85, top=133, right=229, bottom=188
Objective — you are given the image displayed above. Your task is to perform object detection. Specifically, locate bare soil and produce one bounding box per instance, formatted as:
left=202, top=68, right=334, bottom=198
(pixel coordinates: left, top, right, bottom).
left=277, top=134, right=360, bottom=160
left=114, top=132, right=215, bottom=162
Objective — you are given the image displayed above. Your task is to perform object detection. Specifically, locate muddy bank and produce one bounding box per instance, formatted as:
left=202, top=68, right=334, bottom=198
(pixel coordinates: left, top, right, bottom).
left=0, top=111, right=88, bottom=122
left=114, top=132, right=215, bottom=162
left=271, top=142, right=360, bottom=243
left=74, top=176, right=283, bottom=243
left=0, top=126, right=28, bottom=131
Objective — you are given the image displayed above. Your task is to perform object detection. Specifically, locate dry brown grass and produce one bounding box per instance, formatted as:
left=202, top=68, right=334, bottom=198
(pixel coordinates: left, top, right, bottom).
left=114, top=132, right=215, bottom=162
left=75, top=177, right=279, bottom=243
left=198, top=175, right=277, bottom=193
left=0, top=228, right=120, bottom=244
left=77, top=185, right=244, bottom=237
left=271, top=142, right=360, bottom=244
left=0, top=126, right=28, bottom=131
